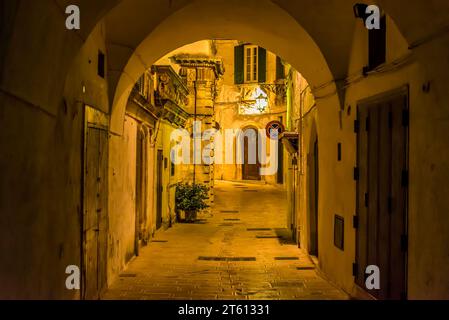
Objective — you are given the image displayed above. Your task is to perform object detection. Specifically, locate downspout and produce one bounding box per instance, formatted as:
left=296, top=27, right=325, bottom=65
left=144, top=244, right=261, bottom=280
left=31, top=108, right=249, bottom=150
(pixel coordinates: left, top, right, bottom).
left=287, top=68, right=297, bottom=238
left=299, top=83, right=310, bottom=176
left=193, top=68, right=198, bottom=185
left=298, top=81, right=311, bottom=246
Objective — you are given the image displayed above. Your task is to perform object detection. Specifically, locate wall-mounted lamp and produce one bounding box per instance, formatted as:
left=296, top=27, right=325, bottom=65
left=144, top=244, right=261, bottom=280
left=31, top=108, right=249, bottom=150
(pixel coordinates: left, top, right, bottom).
left=255, top=93, right=268, bottom=112
left=280, top=132, right=300, bottom=155
left=353, top=3, right=369, bottom=20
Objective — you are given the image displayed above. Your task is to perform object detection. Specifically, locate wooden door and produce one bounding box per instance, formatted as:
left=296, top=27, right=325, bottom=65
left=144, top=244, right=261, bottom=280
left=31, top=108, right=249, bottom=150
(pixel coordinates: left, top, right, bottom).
left=388, top=94, right=408, bottom=300
left=156, top=150, right=163, bottom=230
left=355, top=89, right=408, bottom=300
left=242, top=128, right=261, bottom=180
left=308, top=138, right=319, bottom=256
left=135, top=131, right=144, bottom=255
left=84, top=126, right=108, bottom=300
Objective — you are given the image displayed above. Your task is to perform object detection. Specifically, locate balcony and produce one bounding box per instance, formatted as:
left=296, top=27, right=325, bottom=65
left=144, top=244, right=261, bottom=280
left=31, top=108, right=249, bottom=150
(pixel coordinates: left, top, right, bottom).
left=151, top=65, right=191, bottom=127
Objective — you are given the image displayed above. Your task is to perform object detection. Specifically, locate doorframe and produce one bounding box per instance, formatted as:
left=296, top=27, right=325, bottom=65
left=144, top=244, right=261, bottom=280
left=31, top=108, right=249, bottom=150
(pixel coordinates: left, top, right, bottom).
left=81, top=105, right=109, bottom=300
left=135, top=127, right=148, bottom=256
left=354, top=85, right=409, bottom=299
left=241, top=125, right=261, bottom=181
left=307, top=122, right=319, bottom=257
left=156, top=149, right=164, bottom=230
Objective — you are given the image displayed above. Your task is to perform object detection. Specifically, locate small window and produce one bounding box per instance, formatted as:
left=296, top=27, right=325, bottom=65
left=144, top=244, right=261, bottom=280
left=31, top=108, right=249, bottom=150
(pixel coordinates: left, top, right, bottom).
left=368, top=16, right=386, bottom=70
left=334, top=215, right=345, bottom=250
left=98, top=50, right=105, bottom=78
left=171, top=162, right=175, bottom=177
left=244, top=45, right=258, bottom=83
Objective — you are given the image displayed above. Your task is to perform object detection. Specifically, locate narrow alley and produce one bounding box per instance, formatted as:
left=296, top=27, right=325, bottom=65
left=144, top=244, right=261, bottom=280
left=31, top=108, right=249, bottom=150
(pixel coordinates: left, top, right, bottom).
left=3, top=0, right=449, bottom=302
left=104, top=181, right=347, bottom=300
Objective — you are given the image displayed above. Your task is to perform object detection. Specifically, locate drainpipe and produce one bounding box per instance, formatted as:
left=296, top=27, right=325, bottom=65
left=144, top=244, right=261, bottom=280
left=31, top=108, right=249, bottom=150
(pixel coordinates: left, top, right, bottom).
left=299, top=83, right=310, bottom=176
left=193, top=68, right=198, bottom=185
left=292, top=154, right=298, bottom=241
left=287, top=68, right=299, bottom=239
left=297, top=81, right=311, bottom=246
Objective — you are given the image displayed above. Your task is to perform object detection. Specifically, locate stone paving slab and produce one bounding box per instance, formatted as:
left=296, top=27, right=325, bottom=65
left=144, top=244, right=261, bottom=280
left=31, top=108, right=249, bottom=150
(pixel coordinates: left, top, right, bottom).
left=103, top=181, right=349, bottom=300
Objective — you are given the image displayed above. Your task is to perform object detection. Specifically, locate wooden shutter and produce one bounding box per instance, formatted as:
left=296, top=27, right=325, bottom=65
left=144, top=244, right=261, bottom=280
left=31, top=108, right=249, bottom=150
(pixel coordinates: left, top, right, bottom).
left=276, top=56, right=285, bottom=80
left=258, top=47, right=266, bottom=83
left=234, top=45, right=244, bottom=84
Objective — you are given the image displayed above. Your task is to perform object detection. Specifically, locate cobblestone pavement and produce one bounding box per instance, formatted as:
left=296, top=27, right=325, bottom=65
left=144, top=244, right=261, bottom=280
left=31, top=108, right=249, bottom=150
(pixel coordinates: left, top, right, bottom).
left=103, top=181, right=349, bottom=300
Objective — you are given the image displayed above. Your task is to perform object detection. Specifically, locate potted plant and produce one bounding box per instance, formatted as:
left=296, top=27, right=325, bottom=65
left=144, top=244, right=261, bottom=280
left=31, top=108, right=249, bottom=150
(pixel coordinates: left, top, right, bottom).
left=175, top=182, right=210, bottom=222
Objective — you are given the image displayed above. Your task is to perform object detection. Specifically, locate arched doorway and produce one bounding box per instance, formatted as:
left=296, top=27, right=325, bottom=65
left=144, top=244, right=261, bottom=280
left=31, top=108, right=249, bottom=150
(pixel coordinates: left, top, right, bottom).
left=241, top=126, right=261, bottom=181
left=135, top=127, right=148, bottom=256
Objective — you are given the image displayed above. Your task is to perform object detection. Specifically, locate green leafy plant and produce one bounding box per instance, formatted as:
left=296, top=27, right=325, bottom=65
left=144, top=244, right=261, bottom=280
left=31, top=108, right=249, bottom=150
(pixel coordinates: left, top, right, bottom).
left=175, top=182, right=210, bottom=222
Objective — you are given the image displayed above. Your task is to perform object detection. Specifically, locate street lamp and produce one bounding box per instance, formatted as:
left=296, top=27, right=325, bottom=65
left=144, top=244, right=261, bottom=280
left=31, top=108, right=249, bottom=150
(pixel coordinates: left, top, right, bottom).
left=255, top=92, right=268, bottom=112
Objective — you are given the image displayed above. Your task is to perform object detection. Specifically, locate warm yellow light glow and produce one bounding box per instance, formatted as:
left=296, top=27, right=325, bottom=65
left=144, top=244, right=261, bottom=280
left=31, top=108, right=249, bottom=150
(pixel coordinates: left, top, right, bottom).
left=239, top=86, right=269, bottom=115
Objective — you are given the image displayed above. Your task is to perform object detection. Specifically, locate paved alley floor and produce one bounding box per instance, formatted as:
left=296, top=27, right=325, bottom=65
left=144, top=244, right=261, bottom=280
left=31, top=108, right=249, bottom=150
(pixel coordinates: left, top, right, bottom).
left=103, top=181, right=349, bottom=300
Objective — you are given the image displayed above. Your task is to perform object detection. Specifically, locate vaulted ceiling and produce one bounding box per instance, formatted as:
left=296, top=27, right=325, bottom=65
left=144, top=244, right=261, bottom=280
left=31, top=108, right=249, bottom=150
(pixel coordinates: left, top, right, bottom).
left=5, top=0, right=449, bottom=131
left=62, top=0, right=446, bottom=132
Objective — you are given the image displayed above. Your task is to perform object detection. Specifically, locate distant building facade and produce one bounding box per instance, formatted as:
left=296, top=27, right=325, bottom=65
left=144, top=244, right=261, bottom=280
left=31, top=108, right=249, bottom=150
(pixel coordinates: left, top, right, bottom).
left=213, top=40, right=290, bottom=185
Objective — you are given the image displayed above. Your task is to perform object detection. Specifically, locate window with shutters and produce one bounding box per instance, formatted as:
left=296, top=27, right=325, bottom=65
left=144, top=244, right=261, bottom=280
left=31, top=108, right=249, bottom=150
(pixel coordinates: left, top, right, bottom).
left=234, top=44, right=266, bottom=85
left=244, top=45, right=258, bottom=83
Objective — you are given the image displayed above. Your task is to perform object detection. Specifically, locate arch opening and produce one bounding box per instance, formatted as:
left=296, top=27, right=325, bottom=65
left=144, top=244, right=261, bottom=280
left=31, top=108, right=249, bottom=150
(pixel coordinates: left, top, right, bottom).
left=104, top=0, right=338, bottom=134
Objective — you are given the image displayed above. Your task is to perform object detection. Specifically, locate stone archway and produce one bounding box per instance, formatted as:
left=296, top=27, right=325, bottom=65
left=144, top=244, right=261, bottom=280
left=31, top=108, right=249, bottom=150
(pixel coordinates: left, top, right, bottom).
left=3, top=0, right=449, bottom=300
left=105, top=0, right=340, bottom=135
